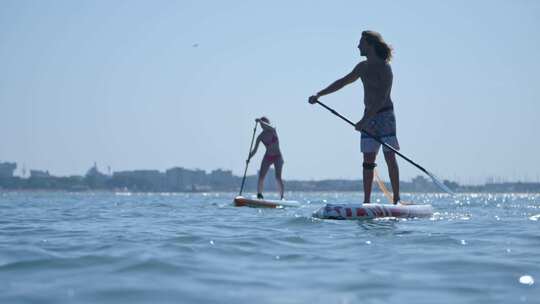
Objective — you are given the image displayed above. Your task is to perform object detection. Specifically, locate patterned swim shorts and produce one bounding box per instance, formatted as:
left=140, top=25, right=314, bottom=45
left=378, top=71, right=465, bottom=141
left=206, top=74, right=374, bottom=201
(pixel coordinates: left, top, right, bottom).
left=360, top=110, right=400, bottom=153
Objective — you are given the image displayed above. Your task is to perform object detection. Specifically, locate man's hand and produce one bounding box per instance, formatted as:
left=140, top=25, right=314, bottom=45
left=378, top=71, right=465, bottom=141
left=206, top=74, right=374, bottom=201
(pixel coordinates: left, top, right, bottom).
left=356, top=117, right=376, bottom=134
left=308, top=95, right=319, bottom=104
left=355, top=118, right=366, bottom=132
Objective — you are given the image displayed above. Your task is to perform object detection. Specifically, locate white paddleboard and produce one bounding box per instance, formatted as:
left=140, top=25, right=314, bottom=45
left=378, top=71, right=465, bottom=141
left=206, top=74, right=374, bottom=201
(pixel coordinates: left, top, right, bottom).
left=312, top=203, right=433, bottom=220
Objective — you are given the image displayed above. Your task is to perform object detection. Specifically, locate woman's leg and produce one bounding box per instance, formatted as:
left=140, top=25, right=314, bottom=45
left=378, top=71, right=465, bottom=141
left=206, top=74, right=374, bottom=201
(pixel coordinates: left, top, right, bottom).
left=258, top=157, right=272, bottom=198
left=274, top=158, right=284, bottom=199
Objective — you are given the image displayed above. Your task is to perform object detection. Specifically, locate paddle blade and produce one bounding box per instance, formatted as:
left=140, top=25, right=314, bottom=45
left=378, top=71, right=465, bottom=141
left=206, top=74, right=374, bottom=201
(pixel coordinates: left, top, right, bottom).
left=374, top=169, right=393, bottom=203
left=375, top=169, right=414, bottom=205
left=426, top=171, right=456, bottom=195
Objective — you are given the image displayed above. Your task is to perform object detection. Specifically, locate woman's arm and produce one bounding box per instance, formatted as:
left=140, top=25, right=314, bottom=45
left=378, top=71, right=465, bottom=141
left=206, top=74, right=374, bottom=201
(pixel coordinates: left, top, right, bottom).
left=248, top=135, right=262, bottom=160
left=257, top=119, right=275, bottom=131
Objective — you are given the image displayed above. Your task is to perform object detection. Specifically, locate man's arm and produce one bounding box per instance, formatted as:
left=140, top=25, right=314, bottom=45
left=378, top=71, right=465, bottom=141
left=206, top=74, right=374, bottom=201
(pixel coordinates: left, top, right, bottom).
left=309, top=63, right=364, bottom=103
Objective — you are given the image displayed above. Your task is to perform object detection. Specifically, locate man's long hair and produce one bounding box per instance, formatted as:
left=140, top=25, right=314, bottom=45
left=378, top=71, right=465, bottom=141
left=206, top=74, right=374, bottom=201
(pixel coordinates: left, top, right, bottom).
left=362, top=30, right=393, bottom=62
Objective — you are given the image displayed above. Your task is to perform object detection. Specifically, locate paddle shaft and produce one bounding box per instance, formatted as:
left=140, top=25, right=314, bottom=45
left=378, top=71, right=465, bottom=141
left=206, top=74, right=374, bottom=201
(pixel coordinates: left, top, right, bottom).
left=239, top=122, right=258, bottom=195
left=315, top=100, right=430, bottom=175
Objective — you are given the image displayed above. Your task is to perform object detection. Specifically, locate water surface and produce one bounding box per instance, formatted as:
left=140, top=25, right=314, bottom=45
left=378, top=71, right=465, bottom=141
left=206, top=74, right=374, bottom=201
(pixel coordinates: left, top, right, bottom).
left=1, top=191, right=539, bottom=303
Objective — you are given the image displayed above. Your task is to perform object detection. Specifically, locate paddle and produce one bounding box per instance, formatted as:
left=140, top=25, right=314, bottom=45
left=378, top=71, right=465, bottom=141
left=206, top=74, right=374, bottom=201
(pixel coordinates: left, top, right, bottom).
left=238, top=121, right=258, bottom=196
left=374, top=169, right=414, bottom=205
left=313, top=100, right=455, bottom=195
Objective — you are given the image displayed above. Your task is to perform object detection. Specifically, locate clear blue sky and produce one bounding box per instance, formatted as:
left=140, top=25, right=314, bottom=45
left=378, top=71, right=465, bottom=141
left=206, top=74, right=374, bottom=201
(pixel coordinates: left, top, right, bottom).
left=1, top=0, right=539, bottom=184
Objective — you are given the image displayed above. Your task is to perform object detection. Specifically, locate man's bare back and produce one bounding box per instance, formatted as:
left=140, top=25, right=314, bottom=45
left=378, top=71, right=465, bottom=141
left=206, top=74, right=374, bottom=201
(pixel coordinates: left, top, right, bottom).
left=357, top=60, right=394, bottom=118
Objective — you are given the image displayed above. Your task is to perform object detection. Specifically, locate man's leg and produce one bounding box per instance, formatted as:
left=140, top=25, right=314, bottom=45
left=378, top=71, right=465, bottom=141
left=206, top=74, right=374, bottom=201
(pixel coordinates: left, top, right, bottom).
left=363, top=152, right=377, bottom=203
left=384, top=151, right=400, bottom=204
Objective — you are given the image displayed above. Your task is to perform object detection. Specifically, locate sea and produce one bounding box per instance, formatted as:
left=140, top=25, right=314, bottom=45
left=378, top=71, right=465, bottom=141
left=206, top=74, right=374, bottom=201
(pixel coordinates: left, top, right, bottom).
left=1, top=191, right=539, bottom=304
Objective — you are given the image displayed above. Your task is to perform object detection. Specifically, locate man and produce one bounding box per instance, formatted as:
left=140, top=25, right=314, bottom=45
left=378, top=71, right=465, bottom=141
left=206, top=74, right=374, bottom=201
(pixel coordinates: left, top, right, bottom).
left=309, top=30, right=401, bottom=204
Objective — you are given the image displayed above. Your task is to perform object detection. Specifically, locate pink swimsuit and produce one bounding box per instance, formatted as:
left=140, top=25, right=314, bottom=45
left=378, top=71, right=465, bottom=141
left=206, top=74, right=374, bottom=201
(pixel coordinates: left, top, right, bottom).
left=262, top=134, right=282, bottom=162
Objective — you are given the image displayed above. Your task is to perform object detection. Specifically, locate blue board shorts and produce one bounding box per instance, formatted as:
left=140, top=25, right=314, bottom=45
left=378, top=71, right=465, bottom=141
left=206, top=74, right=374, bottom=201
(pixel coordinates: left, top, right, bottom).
left=360, top=110, right=400, bottom=153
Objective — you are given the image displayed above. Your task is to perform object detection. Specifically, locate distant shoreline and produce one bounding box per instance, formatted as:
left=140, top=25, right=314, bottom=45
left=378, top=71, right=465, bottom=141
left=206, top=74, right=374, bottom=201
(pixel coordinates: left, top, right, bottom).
left=1, top=189, right=539, bottom=195
left=2, top=162, right=539, bottom=193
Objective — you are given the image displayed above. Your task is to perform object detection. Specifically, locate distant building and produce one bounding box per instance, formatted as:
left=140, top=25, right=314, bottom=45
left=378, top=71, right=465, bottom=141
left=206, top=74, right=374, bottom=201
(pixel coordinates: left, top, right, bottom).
left=0, top=162, right=17, bottom=178
left=85, top=163, right=109, bottom=188
left=209, top=169, right=235, bottom=189
left=86, top=163, right=107, bottom=178
left=165, top=167, right=186, bottom=191
left=113, top=170, right=166, bottom=191
left=30, top=170, right=51, bottom=178
left=166, top=167, right=207, bottom=191
left=411, top=175, right=436, bottom=192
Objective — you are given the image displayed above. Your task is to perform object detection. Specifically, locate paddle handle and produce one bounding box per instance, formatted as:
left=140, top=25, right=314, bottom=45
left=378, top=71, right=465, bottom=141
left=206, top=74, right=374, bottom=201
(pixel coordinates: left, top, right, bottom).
left=315, top=100, right=430, bottom=175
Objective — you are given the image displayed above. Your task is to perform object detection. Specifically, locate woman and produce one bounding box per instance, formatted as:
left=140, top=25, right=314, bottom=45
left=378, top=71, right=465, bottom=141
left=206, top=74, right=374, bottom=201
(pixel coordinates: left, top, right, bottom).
left=248, top=117, right=285, bottom=200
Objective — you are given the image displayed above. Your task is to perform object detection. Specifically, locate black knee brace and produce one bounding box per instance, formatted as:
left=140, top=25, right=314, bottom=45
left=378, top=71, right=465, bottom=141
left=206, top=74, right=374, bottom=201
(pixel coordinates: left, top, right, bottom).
left=363, top=162, right=377, bottom=170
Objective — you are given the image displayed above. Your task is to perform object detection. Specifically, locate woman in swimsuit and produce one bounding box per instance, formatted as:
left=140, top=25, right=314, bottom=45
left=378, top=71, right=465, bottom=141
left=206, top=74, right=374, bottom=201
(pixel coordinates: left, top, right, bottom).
left=247, top=117, right=285, bottom=200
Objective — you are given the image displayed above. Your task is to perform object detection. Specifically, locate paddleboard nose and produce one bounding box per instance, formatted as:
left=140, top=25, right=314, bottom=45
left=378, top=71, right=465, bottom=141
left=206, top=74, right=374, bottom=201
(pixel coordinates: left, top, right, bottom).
left=312, top=204, right=345, bottom=220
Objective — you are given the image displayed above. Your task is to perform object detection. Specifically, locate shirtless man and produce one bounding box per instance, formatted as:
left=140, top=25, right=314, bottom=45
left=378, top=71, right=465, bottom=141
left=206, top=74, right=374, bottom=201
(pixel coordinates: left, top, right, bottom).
left=309, top=30, right=400, bottom=204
